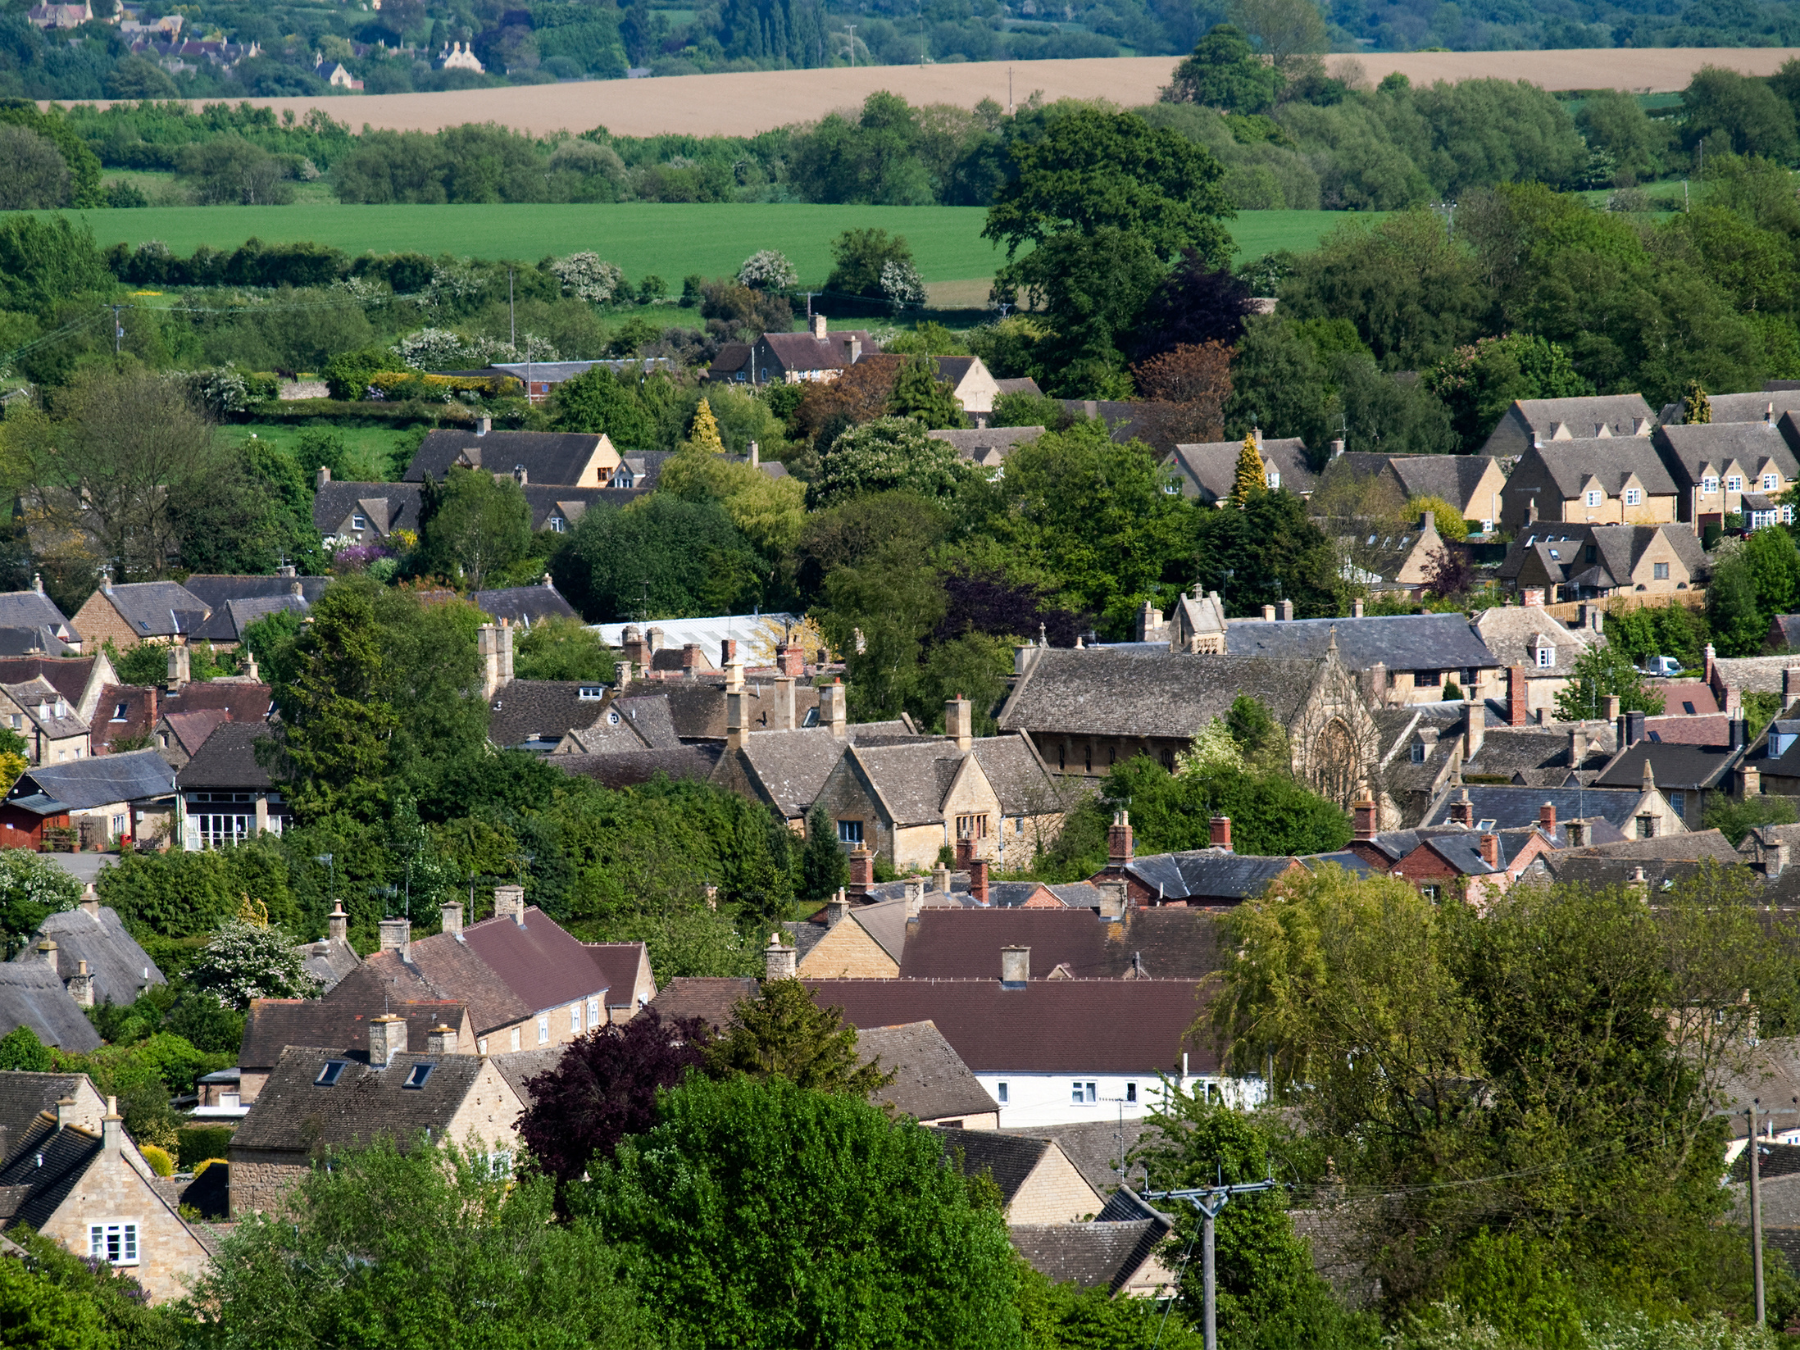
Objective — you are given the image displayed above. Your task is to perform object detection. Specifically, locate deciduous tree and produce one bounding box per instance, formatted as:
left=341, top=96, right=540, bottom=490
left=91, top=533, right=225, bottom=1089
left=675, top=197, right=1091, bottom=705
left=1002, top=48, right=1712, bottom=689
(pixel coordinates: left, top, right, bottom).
left=707, top=978, right=895, bottom=1096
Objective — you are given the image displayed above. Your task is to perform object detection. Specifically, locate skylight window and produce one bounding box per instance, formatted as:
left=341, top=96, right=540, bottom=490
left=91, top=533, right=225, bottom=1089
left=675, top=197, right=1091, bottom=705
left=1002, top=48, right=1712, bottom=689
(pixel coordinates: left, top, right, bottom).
left=316, top=1060, right=348, bottom=1086
left=403, top=1062, right=434, bottom=1089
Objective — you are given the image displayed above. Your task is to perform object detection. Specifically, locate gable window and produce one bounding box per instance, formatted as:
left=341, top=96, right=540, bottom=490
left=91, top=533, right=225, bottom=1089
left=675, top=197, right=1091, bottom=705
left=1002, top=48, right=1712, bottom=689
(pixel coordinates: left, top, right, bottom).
left=955, top=813, right=990, bottom=840
left=1703, top=476, right=1720, bottom=494
left=587, top=997, right=600, bottom=1027
left=1728, top=475, right=1744, bottom=492
left=537, top=1017, right=550, bottom=1044
left=1767, top=474, right=1781, bottom=491
left=1536, top=645, right=1555, bottom=669
left=1624, top=488, right=1642, bottom=506
left=836, top=819, right=863, bottom=845
left=1653, top=562, right=1669, bottom=580
left=996, top=1082, right=1009, bottom=1103
left=570, top=1005, right=581, bottom=1034
left=1584, top=489, right=1601, bottom=507
left=402, top=1062, right=434, bottom=1089
left=89, top=1223, right=137, bottom=1266
left=1637, top=814, right=1657, bottom=839
left=315, top=1060, right=348, bottom=1086
left=351, top=513, right=367, bottom=531
left=1070, top=1081, right=1097, bottom=1104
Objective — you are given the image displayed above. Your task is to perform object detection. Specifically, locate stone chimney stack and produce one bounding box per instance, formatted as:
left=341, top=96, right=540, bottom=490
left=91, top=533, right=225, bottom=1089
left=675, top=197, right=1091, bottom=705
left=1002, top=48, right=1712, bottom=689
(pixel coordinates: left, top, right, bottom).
left=167, top=644, right=190, bottom=693
left=621, top=626, right=648, bottom=670
left=1603, top=693, right=1621, bottom=722
left=66, top=959, right=94, bottom=1008
left=812, top=313, right=828, bottom=340
left=725, top=681, right=746, bottom=753
left=101, top=1096, right=121, bottom=1154
left=1279, top=599, right=1294, bottom=621
left=54, top=1095, right=78, bottom=1130
left=1107, top=810, right=1133, bottom=868
left=932, top=860, right=951, bottom=896
left=377, top=917, right=411, bottom=961
left=1569, top=725, right=1586, bottom=770
left=820, top=681, right=847, bottom=738
left=1786, top=667, right=1800, bottom=703
left=1209, top=815, right=1232, bottom=851
left=946, top=695, right=973, bottom=752
left=79, top=885, right=99, bottom=918
left=1508, top=666, right=1528, bottom=727
left=1000, top=945, right=1029, bottom=987
left=426, top=1023, right=459, bottom=1055
left=825, top=889, right=850, bottom=929
left=477, top=621, right=515, bottom=701
left=493, top=884, right=526, bottom=926
left=764, top=932, right=796, bottom=980
left=1262, top=604, right=1276, bottom=621
left=368, top=1013, right=406, bottom=1066
left=970, top=857, right=989, bottom=905
left=326, top=901, right=348, bottom=944
left=35, top=938, right=56, bottom=971
left=440, top=901, right=463, bottom=938
left=316, top=466, right=331, bottom=490
left=904, top=878, right=924, bottom=918
left=1352, top=597, right=1364, bottom=618
left=774, top=674, right=796, bottom=731
left=1464, top=698, right=1485, bottom=762
left=1352, top=800, right=1377, bottom=841
left=1771, top=839, right=1789, bottom=879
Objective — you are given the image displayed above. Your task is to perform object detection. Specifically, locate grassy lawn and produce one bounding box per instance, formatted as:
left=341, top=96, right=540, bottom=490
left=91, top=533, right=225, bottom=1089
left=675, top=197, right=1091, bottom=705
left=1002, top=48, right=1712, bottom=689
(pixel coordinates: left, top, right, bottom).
left=234, top=418, right=426, bottom=480
left=46, top=203, right=1369, bottom=281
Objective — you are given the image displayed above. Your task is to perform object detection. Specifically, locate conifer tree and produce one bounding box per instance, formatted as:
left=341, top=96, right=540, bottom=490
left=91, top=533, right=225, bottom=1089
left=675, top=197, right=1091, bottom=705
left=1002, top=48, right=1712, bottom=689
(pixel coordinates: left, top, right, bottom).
left=1681, top=380, right=1712, bottom=425
left=1230, top=432, right=1267, bottom=506
left=686, top=397, right=726, bottom=453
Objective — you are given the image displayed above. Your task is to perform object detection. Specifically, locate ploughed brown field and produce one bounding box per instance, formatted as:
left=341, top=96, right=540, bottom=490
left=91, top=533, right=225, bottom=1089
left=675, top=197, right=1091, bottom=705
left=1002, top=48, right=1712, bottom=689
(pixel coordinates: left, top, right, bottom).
left=54, top=48, right=1800, bottom=137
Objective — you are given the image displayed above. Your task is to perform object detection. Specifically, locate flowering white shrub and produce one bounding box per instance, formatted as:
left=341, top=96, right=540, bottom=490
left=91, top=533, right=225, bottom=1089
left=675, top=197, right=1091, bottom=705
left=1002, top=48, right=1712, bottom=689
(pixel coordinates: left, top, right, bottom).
left=551, top=251, right=624, bottom=303
left=187, top=919, right=320, bottom=1011
left=0, top=850, right=80, bottom=916
left=880, top=259, right=927, bottom=309
left=738, top=249, right=798, bottom=291
left=181, top=366, right=250, bottom=415
left=393, top=328, right=472, bottom=370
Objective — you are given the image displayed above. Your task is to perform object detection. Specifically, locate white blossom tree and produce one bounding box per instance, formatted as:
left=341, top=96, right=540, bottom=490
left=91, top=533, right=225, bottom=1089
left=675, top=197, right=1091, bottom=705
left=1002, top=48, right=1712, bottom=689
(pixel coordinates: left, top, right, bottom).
left=738, top=250, right=798, bottom=292
left=880, top=259, right=927, bottom=311
left=188, top=919, right=320, bottom=1011
left=551, top=252, right=624, bottom=304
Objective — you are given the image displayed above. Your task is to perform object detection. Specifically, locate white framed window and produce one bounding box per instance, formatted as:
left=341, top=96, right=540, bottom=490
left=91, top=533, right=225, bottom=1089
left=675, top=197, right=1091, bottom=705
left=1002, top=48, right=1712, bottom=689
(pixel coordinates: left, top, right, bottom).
left=351, top=513, right=367, bottom=530
left=509, top=1027, right=521, bottom=1052
left=1070, top=1081, right=1097, bottom=1104
left=1265, top=469, right=1281, bottom=490
left=1766, top=474, right=1780, bottom=491
left=110, top=814, right=126, bottom=835
left=1703, top=476, right=1719, bottom=494
left=550, top=515, right=567, bottom=533
left=1585, top=489, right=1601, bottom=507
left=477, top=1037, right=489, bottom=1055
left=1729, top=475, right=1744, bottom=492
left=1536, top=646, right=1554, bottom=668
left=587, top=997, right=600, bottom=1027
left=569, top=1006, right=580, bottom=1034
left=1624, top=488, right=1642, bottom=506
left=89, top=1222, right=138, bottom=1266
left=996, top=1082, right=1008, bottom=1103
left=537, top=1017, right=550, bottom=1044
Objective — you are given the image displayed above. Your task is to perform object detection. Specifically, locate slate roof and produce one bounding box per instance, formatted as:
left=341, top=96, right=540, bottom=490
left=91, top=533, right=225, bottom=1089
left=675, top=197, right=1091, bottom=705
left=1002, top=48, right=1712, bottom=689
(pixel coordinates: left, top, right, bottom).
left=0, top=965, right=100, bottom=1051
left=0, top=590, right=73, bottom=637
left=0, top=626, right=77, bottom=657
left=1001, top=1118, right=1156, bottom=1193
left=232, top=1047, right=490, bottom=1154
left=551, top=746, right=722, bottom=788
left=181, top=574, right=330, bottom=610
left=1165, top=436, right=1317, bottom=502
left=297, top=936, right=361, bottom=994
left=487, top=680, right=608, bottom=750
left=312, top=481, right=422, bottom=538
left=0, top=1122, right=103, bottom=1233
left=472, top=583, right=579, bottom=628
left=10, top=750, right=174, bottom=812
left=607, top=694, right=683, bottom=749
left=1654, top=420, right=1800, bottom=486
left=1, top=678, right=87, bottom=742
left=92, top=581, right=210, bottom=640
left=1385, top=455, right=1503, bottom=515
left=0, top=1072, right=91, bottom=1167
left=1000, top=648, right=1320, bottom=740
left=994, top=377, right=1043, bottom=397
left=190, top=594, right=310, bottom=644
left=1009, top=1212, right=1171, bottom=1293
left=405, top=429, right=608, bottom=485
left=931, top=1128, right=1061, bottom=1205
left=732, top=727, right=854, bottom=817
left=1659, top=390, right=1800, bottom=425
left=176, top=721, right=273, bottom=792
left=1223, top=613, right=1499, bottom=674
left=803, top=979, right=1212, bottom=1073
left=858, top=1021, right=999, bottom=1121
left=1714, top=655, right=1800, bottom=695
left=1419, top=783, right=1655, bottom=832
left=841, top=897, right=911, bottom=966
left=1471, top=606, right=1599, bottom=672
left=1528, top=852, right=1727, bottom=890
left=1464, top=728, right=1591, bottom=780
left=1508, top=394, right=1655, bottom=441
left=1524, top=436, right=1680, bottom=500
left=1596, top=741, right=1743, bottom=791
left=1124, top=851, right=1300, bottom=903
left=927, top=426, right=1044, bottom=465
left=643, top=976, right=759, bottom=1029
left=14, top=904, right=163, bottom=1007
left=847, top=734, right=1057, bottom=825
left=238, top=998, right=469, bottom=1071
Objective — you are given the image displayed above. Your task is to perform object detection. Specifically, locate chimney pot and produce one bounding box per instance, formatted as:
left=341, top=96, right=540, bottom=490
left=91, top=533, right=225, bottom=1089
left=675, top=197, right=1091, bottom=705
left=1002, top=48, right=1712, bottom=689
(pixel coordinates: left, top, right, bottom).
left=1000, top=945, right=1029, bottom=987
left=326, top=901, right=348, bottom=944
left=970, top=857, right=989, bottom=905
left=1209, top=815, right=1232, bottom=851
left=825, top=890, right=850, bottom=929
left=1539, top=801, right=1556, bottom=834
left=493, top=884, right=526, bottom=926
left=1107, top=810, right=1133, bottom=867
left=764, top=932, right=796, bottom=980
left=440, top=901, right=462, bottom=937
left=368, top=1012, right=406, bottom=1066
left=79, top=885, right=98, bottom=917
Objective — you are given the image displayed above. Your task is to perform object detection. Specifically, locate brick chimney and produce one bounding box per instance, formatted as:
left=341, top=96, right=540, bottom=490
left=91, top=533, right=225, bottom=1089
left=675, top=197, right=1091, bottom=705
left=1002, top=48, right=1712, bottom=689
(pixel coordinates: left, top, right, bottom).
left=1508, top=666, right=1528, bottom=727
left=1450, top=788, right=1474, bottom=827
left=680, top=643, right=704, bottom=677
left=1539, top=801, right=1556, bottom=834
left=493, top=884, right=526, bottom=926
left=1523, top=587, right=1545, bottom=607
left=1367, top=661, right=1388, bottom=707
left=66, top=959, right=93, bottom=1008
left=764, top=931, right=796, bottom=980
left=955, top=836, right=974, bottom=870
left=327, top=901, right=348, bottom=944
left=848, top=847, right=873, bottom=895
left=1786, top=667, right=1800, bottom=703
left=1000, top=945, right=1029, bottom=988
left=946, top=696, right=973, bottom=752
left=440, top=901, right=462, bottom=938
left=101, top=1096, right=121, bottom=1154
left=378, top=917, right=410, bottom=961
left=1479, top=833, right=1499, bottom=867
left=426, top=1023, right=459, bottom=1055
left=1209, top=815, right=1232, bottom=851
left=1107, top=810, right=1133, bottom=867
left=775, top=637, right=805, bottom=678
left=621, top=626, right=648, bottom=670
left=1352, top=800, right=1377, bottom=841
left=970, top=857, right=989, bottom=905
left=368, top=1013, right=406, bottom=1066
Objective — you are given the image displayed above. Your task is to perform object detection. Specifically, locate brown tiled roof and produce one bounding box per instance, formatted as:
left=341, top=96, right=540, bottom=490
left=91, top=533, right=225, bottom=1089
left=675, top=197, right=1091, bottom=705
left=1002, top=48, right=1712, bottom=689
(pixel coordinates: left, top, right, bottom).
left=231, top=1047, right=494, bottom=1155
left=588, top=943, right=652, bottom=1011
left=239, top=998, right=469, bottom=1071
left=803, top=979, right=1212, bottom=1074
left=0, top=658, right=94, bottom=708
left=644, top=976, right=758, bottom=1029
left=901, top=909, right=1113, bottom=980
left=551, top=746, right=722, bottom=788
left=163, top=681, right=273, bottom=724
left=858, top=1021, right=998, bottom=1122
left=92, top=683, right=154, bottom=754
left=460, top=909, right=613, bottom=1014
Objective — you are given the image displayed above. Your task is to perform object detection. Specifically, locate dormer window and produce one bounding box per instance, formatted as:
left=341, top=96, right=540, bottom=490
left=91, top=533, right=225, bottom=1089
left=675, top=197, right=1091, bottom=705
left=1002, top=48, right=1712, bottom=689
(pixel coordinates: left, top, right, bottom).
left=1766, top=473, right=1780, bottom=491
left=1703, top=476, right=1719, bottom=494
left=1624, top=488, right=1642, bottom=506
left=1728, top=475, right=1744, bottom=492
left=1410, top=741, right=1425, bottom=764
left=579, top=686, right=605, bottom=700
left=352, top=513, right=367, bottom=530
left=1265, top=469, right=1280, bottom=490
left=1536, top=644, right=1554, bottom=668
left=112, top=703, right=128, bottom=721
left=550, top=515, right=566, bottom=532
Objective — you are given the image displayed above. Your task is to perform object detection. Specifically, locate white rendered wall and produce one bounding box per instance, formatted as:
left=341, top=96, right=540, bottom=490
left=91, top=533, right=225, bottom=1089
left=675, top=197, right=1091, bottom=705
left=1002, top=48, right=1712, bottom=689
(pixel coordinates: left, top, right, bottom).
left=975, top=1072, right=1267, bottom=1129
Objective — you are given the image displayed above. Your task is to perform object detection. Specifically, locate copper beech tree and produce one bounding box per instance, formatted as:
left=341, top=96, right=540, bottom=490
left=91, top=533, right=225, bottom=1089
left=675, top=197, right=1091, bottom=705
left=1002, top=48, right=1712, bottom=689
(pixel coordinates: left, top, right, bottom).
left=1131, top=341, right=1234, bottom=444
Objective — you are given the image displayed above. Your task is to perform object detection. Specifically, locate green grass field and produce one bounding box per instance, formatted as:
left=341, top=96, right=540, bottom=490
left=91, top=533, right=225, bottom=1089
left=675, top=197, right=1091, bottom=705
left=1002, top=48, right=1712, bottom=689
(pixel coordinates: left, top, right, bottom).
left=47, top=203, right=1370, bottom=281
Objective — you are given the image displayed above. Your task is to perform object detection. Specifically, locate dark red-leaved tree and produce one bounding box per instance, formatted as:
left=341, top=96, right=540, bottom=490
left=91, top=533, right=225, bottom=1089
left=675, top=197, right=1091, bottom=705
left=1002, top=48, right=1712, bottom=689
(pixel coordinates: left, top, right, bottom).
left=516, top=1011, right=715, bottom=1189
left=1423, top=544, right=1474, bottom=601
left=932, top=568, right=1090, bottom=648
left=1128, top=249, right=1259, bottom=362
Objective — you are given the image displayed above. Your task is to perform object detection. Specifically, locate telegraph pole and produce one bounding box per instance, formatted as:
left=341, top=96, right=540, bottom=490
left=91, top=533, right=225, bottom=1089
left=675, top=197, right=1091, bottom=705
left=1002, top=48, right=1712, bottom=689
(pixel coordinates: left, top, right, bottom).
left=1145, top=1178, right=1279, bottom=1350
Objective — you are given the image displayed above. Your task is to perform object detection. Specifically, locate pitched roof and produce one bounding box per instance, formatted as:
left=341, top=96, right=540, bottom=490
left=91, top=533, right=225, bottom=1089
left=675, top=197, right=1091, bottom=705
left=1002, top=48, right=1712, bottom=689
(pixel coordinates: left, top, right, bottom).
left=901, top=909, right=1112, bottom=980
left=405, top=429, right=607, bottom=485
left=1654, top=420, right=1800, bottom=484
left=1, top=679, right=87, bottom=741
left=0, top=658, right=95, bottom=709
left=927, top=426, right=1044, bottom=464
left=803, top=979, right=1212, bottom=1074
left=492, top=1046, right=566, bottom=1107
left=11, top=750, right=174, bottom=811
left=311, top=481, right=422, bottom=537
left=487, top=680, right=608, bottom=749
left=846, top=735, right=1055, bottom=826
left=191, top=593, right=310, bottom=644
left=0, top=965, right=100, bottom=1051
left=1659, top=391, right=1800, bottom=426
left=643, top=976, right=759, bottom=1029
left=1595, top=741, right=1743, bottom=791
left=1470, top=605, right=1599, bottom=670
left=1420, top=783, right=1655, bottom=832
left=858, top=1021, right=998, bottom=1121
left=1000, top=648, right=1320, bottom=740
left=1524, top=437, right=1678, bottom=499
left=1125, top=851, right=1299, bottom=903
left=0, top=591, right=73, bottom=640
left=1509, top=394, right=1654, bottom=440
left=1223, top=613, right=1498, bottom=673
left=16, top=904, right=163, bottom=1007
left=1715, top=654, right=1800, bottom=694
left=459, top=908, right=613, bottom=1014
left=588, top=943, right=652, bottom=1011
left=0, top=1072, right=91, bottom=1166
left=164, top=680, right=274, bottom=723
left=181, top=574, right=329, bottom=609
left=175, top=721, right=273, bottom=792
left=1385, top=455, right=1503, bottom=514
left=551, top=745, right=722, bottom=788
left=1008, top=1211, right=1172, bottom=1292
left=92, top=581, right=210, bottom=640
left=706, top=342, right=751, bottom=378
left=733, top=727, right=853, bottom=817
left=472, top=583, right=579, bottom=628
left=931, top=1127, right=1057, bottom=1205
left=1165, top=436, right=1317, bottom=501
left=0, top=1122, right=103, bottom=1233
left=238, top=998, right=469, bottom=1071
left=231, top=1047, right=492, bottom=1154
